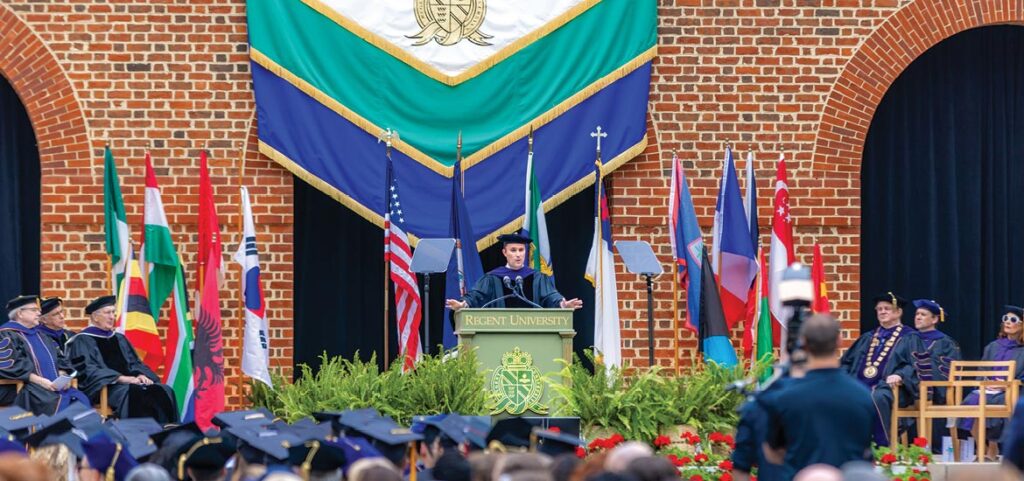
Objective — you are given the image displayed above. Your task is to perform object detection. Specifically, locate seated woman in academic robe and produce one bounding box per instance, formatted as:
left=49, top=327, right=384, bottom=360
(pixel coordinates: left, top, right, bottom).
left=0, top=295, right=90, bottom=414
left=955, top=305, right=1024, bottom=460
left=65, top=295, right=178, bottom=424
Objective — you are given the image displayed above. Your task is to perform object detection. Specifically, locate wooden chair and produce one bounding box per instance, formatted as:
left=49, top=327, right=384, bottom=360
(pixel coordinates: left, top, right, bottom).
left=0, top=379, right=24, bottom=404
left=95, top=385, right=112, bottom=419
left=917, top=360, right=1020, bottom=462
left=892, top=384, right=920, bottom=446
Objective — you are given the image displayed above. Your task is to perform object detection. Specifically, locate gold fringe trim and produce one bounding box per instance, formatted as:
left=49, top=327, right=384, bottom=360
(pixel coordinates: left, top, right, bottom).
left=474, top=135, right=648, bottom=251
left=298, top=0, right=602, bottom=86
left=258, top=140, right=422, bottom=246
left=251, top=49, right=448, bottom=177
left=462, top=46, right=657, bottom=169
left=250, top=46, right=656, bottom=177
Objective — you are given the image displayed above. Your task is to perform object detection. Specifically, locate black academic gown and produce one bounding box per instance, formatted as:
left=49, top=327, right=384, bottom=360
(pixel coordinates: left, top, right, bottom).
left=65, top=327, right=178, bottom=423
left=36, top=326, right=74, bottom=356
left=911, top=330, right=961, bottom=452
left=0, top=322, right=90, bottom=415
left=462, top=267, right=565, bottom=308
left=840, top=324, right=924, bottom=446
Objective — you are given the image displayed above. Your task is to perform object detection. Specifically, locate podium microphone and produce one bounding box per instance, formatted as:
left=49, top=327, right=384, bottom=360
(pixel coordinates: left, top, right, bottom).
left=514, top=276, right=542, bottom=308
left=502, top=276, right=513, bottom=290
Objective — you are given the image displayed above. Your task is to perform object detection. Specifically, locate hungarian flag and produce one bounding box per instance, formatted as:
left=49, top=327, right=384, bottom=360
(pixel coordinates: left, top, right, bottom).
left=699, top=249, right=738, bottom=367
left=712, top=147, right=757, bottom=327
left=585, top=175, right=621, bottom=369
left=236, top=186, right=273, bottom=387
left=768, top=155, right=795, bottom=336
left=811, top=243, right=830, bottom=314
left=742, top=151, right=761, bottom=356
left=103, top=146, right=130, bottom=294
left=140, top=153, right=180, bottom=318
left=193, top=252, right=225, bottom=431
left=115, top=255, right=164, bottom=372
left=668, top=152, right=704, bottom=333
left=522, top=140, right=553, bottom=276
left=443, top=159, right=483, bottom=349
left=164, top=260, right=196, bottom=422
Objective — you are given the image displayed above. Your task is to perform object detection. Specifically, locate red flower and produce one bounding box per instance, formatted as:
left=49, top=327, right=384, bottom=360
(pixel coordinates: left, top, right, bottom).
left=913, top=437, right=928, bottom=448
left=680, top=456, right=692, bottom=465
left=718, top=460, right=733, bottom=471
left=588, top=439, right=605, bottom=451
left=918, top=454, right=930, bottom=466
left=723, top=435, right=735, bottom=447
left=695, top=453, right=709, bottom=463
left=575, top=446, right=586, bottom=458
left=709, top=432, right=723, bottom=442
left=719, top=473, right=733, bottom=481
left=550, top=426, right=561, bottom=434
left=654, top=435, right=672, bottom=448
left=908, top=477, right=918, bottom=481
left=610, top=433, right=625, bottom=445
left=689, top=434, right=702, bottom=444
left=689, top=476, right=704, bottom=481
left=879, top=453, right=897, bottom=465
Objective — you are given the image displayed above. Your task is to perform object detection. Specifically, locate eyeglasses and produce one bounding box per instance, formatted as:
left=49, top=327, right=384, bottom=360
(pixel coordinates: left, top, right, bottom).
left=1002, top=314, right=1022, bottom=324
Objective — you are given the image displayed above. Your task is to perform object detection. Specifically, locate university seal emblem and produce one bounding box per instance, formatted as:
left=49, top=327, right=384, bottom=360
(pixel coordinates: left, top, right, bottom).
left=490, top=347, right=547, bottom=415
left=409, top=0, right=492, bottom=47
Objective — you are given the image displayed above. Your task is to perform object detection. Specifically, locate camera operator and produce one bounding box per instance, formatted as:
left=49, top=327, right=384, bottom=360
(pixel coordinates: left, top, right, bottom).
left=760, top=314, right=874, bottom=477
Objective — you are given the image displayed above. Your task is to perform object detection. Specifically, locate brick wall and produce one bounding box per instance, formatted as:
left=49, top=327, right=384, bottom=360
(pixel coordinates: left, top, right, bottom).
left=0, top=0, right=1020, bottom=407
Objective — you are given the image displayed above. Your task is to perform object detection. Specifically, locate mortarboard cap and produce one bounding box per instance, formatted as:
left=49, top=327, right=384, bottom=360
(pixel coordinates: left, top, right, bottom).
left=150, top=422, right=204, bottom=447
left=228, top=426, right=298, bottom=464
left=497, top=233, right=532, bottom=247
left=5, top=295, right=38, bottom=314
left=530, top=428, right=584, bottom=457
left=83, top=434, right=140, bottom=481
left=106, top=418, right=162, bottom=460
left=23, top=418, right=84, bottom=457
left=463, top=416, right=491, bottom=451
left=0, top=406, right=44, bottom=438
left=85, top=295, right=116, bottom=315
left=287, top=440, right=348, bottom=476
left=413, top=414, right=468, bottom=446
left=485, top=417, right=532, bottom=451
left=1004, top=305, right=1024, bottom=319
left=39, top=297, right=62, bottom=316
left=175, top=435, right=236, bottom=480
left=211, top=408, right=275, bottom=429
left=357, top=418, right=422, bottom=446
left=912, top=299, right=946, bottom=322
left=316, top=408, right=381, bottom=434
left=334, top=436, right=382, bottom=473
left=872, top=292, right=907, bottom=310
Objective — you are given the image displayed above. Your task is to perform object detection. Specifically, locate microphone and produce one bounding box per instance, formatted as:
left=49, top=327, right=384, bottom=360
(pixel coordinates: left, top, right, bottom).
left=480, top=276, right=521, bottom=308
left=513, top=276, right=542, bottom=308
left=503, top=276, right=513, bottom=290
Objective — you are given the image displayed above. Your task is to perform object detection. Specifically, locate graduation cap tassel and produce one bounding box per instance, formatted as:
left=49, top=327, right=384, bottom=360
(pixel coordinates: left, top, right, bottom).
left=108, top=444, right=121, bottom=481
left=408, top=443, right=417, bottom=481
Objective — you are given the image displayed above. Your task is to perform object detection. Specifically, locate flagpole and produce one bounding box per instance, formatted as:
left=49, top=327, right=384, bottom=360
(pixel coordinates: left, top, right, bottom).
left=670, top=150, right=680, bottom=376
left=590, top=126, right=607, bottom=364
left=234, top=138, right=248, bottom=403
left=105, top=139, right=115, bottom=294
left=382, top=130, right=394, bottom=370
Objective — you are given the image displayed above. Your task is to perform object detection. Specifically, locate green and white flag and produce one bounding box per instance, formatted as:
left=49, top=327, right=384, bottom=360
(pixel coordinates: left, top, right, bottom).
left=522, top=145, right=552, bottom=275
left=141, top=152, right=180, bottom=317
left=103, top=146, right=130, bottom=294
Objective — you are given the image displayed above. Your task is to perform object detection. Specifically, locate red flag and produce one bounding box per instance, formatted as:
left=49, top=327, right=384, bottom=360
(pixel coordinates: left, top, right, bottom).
left=192, top=251, right=225, bottom=430
left=768, top=155, right=794, bottom=343
left=811, top=243, right=830, bottom=314
left=385, top=158, right=422, bottom=371
left=196, top=150, right=221, bottom=291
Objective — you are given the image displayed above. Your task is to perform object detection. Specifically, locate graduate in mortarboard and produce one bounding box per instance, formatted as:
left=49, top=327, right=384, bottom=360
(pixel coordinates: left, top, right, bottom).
left=0, top=295, right=90, bottom=415
left=908, top=299, right=961, bottom=453
left=839, top=291, right=924, bottom=447
left=80, top=435, right=140, bottom=481
left=445, top=234, right=582, bottom=311
left=956, top=305, right=1024, bottom=461
left=65, top=295, right=178, bottom=424
left=37, top=296, right=74, bottom=355
left=173, top=434, right=236, bottom=481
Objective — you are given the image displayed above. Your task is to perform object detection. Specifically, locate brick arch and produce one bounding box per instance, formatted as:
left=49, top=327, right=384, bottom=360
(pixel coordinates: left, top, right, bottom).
left=811, top=0, right=1024, bottom=174
left=0, top=5, right=90, bottom=171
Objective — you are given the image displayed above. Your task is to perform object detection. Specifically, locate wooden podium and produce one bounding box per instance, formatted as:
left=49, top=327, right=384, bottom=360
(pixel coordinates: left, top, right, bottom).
left=455, top=308, right=575, bottom=416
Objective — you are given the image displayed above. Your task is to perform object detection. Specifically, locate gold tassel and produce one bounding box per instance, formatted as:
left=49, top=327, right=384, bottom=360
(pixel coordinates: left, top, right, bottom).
left=108, top=444, right=121, bottom=481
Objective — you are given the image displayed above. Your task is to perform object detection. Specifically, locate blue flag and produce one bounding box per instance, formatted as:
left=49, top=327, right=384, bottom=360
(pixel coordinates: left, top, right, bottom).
left=700, top=249, right=738, bottom=367
left=443, top=160, right=483, bottom=349
left=669, top=155, right=705, bottom=333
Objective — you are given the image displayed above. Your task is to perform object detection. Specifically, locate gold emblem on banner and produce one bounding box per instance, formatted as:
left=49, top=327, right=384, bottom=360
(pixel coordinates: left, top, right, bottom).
left=490, top=347, right=547, bottom=415
left=409, top=0, right=492, bottom=47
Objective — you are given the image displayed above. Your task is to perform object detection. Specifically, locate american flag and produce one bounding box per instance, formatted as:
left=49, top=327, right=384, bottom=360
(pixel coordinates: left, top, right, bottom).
left=384, top=158, right=422, bottom=371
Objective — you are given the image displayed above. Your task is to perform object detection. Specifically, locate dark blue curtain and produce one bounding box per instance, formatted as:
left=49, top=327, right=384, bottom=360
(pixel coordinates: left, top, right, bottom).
left=861, top=26, right=1024, bottom=360
left=0, top=76, right=40, bottom=300
left=294, top=176, right=595, bottom=374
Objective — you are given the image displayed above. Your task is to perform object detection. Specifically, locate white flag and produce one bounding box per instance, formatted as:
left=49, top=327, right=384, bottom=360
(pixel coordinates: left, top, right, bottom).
left=234, top=187, right=273, bottom=387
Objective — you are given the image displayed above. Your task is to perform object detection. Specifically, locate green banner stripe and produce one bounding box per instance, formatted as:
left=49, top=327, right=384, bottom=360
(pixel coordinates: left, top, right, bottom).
left=248, top=0, right=655, bottom=166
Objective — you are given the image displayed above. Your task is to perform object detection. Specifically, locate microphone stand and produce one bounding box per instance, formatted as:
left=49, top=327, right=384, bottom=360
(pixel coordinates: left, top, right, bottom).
left=513, top=276, right=543, bottom=309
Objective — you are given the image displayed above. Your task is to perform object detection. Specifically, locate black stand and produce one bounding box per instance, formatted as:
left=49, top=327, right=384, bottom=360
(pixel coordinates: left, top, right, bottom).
left=423, top=273, right=432, bottom=354
left=645, top=273, right=655, bottom=366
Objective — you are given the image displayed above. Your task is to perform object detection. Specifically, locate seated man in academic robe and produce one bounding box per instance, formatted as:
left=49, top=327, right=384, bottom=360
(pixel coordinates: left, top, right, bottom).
left=840, top=292, right=924, bottom=447
left=445, top=233, right=583, bottom=310
left=0, top=295, right=90, bottom=414
left=37, top=297, right=74, bottom=356
left=909, top=299, right=961, bottom=453
left=65, top=295, right=178, bottom=423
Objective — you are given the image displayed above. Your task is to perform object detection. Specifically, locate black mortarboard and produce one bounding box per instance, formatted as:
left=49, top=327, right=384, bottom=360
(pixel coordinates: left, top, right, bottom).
left=151, top=422, right=204, bottom=447
left=23, top=418, right=84, bottom=457
left=872, top=292, right=908, bottom=309
left=175, top=435, right=236, bottom=480
left=357, top=417, right=422, bottom=468
left=497, top=233, right=532, bottom=247
left=0, top=406, right=44, bottom=437
left=912, top=299, right=946, bottom=322
left=530, top=428, right=584, bottom=457
left=85, top=295, right=116, bottom=315
left=107, top=418, right=162, bottom=460
left=413, top=414, right=468, bottom=446
left=228, top=426, right=298, bottom=464
left=109, top=418, right=164, bottom=437
left=1005, top=305, right=1024, bottom=319
left=5, top=295, right=38, bottom=314
left=285, top=421, right=333, bottom=443
left=316, top=408, right=381, bottom=434
left=39, top=297, right=62, bottom=316
left=83, top=434, right=139, bottom=481
left=211, top=408, right=275, bottom=429
left=286, top=440, right=348, bottom=476
left=485, top=417, right=532, bottom=450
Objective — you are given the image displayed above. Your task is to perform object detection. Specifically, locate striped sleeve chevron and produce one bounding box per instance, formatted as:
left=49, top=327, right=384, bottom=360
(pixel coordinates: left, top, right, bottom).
left=248, top=0, right=656, bottom=246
